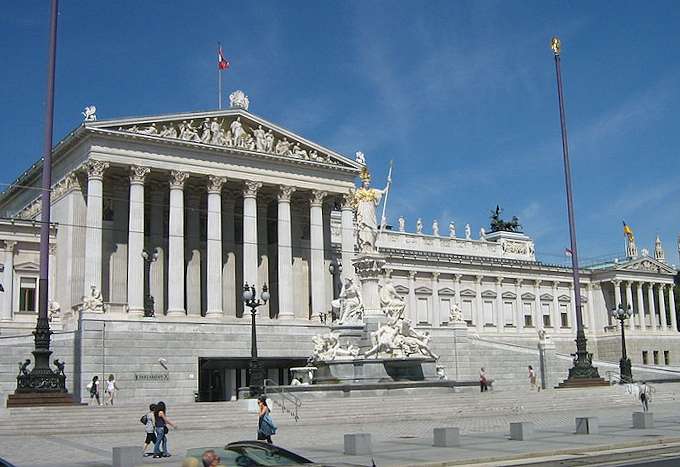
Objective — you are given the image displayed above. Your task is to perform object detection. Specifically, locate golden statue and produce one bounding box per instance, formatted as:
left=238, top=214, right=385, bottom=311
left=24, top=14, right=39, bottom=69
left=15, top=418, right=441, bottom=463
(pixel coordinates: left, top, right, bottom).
left=551, top=36, right=561, bottom=56
left=353, top=166, right=387, bottom=254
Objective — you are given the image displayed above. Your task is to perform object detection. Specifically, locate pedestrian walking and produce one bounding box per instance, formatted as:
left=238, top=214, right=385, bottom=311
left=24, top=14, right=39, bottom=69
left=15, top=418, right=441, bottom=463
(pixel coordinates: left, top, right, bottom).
left=479, top=367, right=489, bottom=392
left=639, top=381, right=651, bottom=412
left=153, top=401, right=177, bottom=458
left=104, top=374, right=119, bottom=406
left=142, top=404, right=156, bottom=457
left=87, top=376, right=101, bottom=406
left=528, top=365, right=540, bottom=392
left=257, top=395, right=277, bottom=444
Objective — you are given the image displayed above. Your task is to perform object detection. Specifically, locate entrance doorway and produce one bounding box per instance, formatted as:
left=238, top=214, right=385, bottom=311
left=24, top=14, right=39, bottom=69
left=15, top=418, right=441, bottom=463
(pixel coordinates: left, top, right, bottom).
left=198, top=357, right=308, bottom=402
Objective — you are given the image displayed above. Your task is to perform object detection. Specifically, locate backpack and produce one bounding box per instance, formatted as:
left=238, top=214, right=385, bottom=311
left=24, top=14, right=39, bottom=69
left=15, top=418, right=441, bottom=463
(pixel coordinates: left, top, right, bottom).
left=140, top=414, right=148, bottom=425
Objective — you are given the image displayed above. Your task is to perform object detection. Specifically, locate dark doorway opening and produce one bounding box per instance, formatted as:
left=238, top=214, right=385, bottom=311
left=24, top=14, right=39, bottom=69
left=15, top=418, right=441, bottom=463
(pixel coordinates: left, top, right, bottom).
left=198, top=357, right=308, bottom=402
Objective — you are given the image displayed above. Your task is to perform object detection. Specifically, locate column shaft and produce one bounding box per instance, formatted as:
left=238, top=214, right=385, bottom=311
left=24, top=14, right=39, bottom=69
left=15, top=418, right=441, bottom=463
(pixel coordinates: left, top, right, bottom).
left=222, top=196, right=236, bottom=317
left=309, top=191, right=327, bottom=320
left=534, top=281, right=542, bottom=329
left=625, top=281, right=634, bottom=331
left=257, top=200, right=270, bottom=317
left=658, top=284, right=668, bottom=329
left=647, top=283, right=657, bottom=331
left=340, top=193, right=354, bottom=279
left=185, top=192, right=202, bottom=316
left=475, top=276, right=484, bottom=333
left=432, top=273, right=440, bottom=326
left=2, top=242, right=16, bottom=320
left=668, top=285, right=677, bottom=332
left=242, top=182, right=261, bottom=289
left=127, top=166, right=149, bottom=315
left=149, top=189, right=165, bottom=316
left=516, top=280, right=524, bottom=333
left=206, top=176, right=226, bottom=317
left=277, top=186, right=295, bottom=319
left=636, top=282, right=646, bottom=331
left=496, top=278, right=504, bottom=332
left=408, top=272, right=417, bottom=322
left=83, top=160, right=109, bottom=297
left=167, top=171, right=188, bottom=316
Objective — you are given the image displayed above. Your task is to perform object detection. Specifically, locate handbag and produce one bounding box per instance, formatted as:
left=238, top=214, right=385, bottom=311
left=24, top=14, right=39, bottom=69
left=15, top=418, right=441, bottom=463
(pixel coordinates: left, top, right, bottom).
left=163, top=426, right=169, bottom=434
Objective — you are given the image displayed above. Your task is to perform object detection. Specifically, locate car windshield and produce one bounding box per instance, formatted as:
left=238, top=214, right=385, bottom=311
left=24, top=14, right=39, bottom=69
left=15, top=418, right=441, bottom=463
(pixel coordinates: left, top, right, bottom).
left=226, top=444, right=311, bottom=466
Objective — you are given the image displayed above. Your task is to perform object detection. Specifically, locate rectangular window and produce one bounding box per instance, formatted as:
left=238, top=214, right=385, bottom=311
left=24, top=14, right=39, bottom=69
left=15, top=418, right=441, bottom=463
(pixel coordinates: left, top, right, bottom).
left=541, top=302, right=551, bottom=327
left=503, top=301, right=514, bottom=326
left=483, top=300, right=494, bottom=326
left=559, top=304, right=569, bottom=328
left=653, top=351, right=659, bottom=365
left=417, top=297, right=429, bottom=324
left=19, top=277, right=37, bottom=312
left=642, top=351, right=648, bottom=365
left=462, top=300, right=473, bottom=324
left=664, top=351, right=670, bottom=365
left=523, top=302, right=533, bottom=327
left=439, top=298, right=450, bottom=325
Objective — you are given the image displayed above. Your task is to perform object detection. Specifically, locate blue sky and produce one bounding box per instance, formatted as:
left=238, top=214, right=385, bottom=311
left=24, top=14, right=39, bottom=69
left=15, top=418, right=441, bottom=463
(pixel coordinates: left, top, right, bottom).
left=2, top=1, right=680, bottom=266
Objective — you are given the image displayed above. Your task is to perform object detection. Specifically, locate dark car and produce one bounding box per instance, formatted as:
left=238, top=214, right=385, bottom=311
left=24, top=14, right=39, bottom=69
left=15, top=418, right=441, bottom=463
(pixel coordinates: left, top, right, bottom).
left=0, top=458, right=18, bottom=467
left=185, top=440, right=314, bottom=466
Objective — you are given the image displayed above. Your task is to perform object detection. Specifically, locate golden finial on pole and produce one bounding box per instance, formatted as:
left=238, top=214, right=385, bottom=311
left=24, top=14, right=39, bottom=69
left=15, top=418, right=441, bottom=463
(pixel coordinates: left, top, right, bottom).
left=551, top=36, right=561, bottom=56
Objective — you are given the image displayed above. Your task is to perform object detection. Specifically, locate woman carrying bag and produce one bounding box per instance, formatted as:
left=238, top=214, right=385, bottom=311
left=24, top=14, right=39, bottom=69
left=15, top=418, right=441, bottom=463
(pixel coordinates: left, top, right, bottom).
left=256, top=395, right=277, bottom=444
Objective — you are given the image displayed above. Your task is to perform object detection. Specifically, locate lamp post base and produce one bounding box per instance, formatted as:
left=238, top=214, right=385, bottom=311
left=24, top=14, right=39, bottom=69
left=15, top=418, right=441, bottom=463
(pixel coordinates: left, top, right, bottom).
left=558, top=346, right=608, bottom=388
left=619, top=357, right=633, bottom=383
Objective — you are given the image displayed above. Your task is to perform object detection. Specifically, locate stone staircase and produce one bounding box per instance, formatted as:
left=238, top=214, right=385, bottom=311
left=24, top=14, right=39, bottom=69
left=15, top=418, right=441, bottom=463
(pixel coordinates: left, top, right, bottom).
left=3, top=382, right=678, bottom=436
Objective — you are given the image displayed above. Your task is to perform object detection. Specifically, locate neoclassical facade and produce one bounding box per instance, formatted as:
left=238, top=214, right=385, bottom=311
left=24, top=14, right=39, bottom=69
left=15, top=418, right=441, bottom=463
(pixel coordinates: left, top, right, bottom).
left=0, top=94, right=678, bottom=401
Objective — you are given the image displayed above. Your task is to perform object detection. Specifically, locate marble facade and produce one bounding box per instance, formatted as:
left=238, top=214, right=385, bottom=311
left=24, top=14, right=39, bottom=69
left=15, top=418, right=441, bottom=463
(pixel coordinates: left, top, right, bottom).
left=0, top=93, right=678, bottom=402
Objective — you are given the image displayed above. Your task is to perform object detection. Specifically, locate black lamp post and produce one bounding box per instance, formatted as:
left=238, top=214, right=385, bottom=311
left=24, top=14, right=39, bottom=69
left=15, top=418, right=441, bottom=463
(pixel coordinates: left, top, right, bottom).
left=142, top=248, right=159, bottom=318
left=243, top=282, right=269, bottom=397
left=609, top=304, right=634, bottom=383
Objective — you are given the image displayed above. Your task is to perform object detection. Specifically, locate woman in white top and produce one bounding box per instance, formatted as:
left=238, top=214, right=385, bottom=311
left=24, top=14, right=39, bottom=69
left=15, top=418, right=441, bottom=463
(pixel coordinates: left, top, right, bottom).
left=104, top=374, right=119, bottom=406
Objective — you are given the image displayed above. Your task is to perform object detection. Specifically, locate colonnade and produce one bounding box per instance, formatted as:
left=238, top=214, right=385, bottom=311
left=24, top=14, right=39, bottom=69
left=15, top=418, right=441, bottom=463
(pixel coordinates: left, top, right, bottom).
left=611, top=280, right=677, bottom=332
left=82, top=160, right=353, bottom=319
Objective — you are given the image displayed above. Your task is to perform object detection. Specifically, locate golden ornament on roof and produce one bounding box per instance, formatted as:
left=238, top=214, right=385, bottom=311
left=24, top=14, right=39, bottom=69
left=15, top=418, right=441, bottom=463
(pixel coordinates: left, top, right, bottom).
left=551, top=36, right=561, bottom=56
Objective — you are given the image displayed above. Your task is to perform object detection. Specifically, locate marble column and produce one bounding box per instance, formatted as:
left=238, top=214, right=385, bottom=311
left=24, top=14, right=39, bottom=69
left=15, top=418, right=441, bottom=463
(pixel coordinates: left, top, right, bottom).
left=277, top=186, right=295, bottom=320
left=613, top=279, right=622, bottom=309
left=453, top=273, right=463, bottom=323
left=1, top=241, right=16, bottom=320
left=242, top=181, right=261, bottom=290
left=432, top=272, right=440, bottom=326
left=48, top=243, right=56, bottom=307
left=586, top=284, right=596, bottom=331
left=624, top=281, right=634, bottom=331
left=127, top=166, right=150, bottom=315
left=408, top=271, right=417, bottom=322
left=495, top=277, right=504, bottom=331
left=658, top=283, right=668, bottom=329
left=83, top=160, right=109, bottom=297
left=636, top=282, right=646, bottom=331
left=167, top=170, right=189, bottom=316
left=515, top=279, right=524, bottom=333
left=309, top=190, right=327, bottom=320
left=149, top=188, right=165, bottom=316
left=206, top=176, right=226, bottom=318
left=668, top=284, right=677, bottom=332
left=534, top=280, right=542, bottom=328
left=222, top=194, right=236, bottom=317
left=475, top=275, right=484, bottom=333
left=257, top=197, right=270, bottom=317
left=340, top=193, right=355, bottom=279
left=646, top=282, right=657, bottom=331
left=185, top=191, right=202, bottom=316
left=552, top=282, right=559, bottom=330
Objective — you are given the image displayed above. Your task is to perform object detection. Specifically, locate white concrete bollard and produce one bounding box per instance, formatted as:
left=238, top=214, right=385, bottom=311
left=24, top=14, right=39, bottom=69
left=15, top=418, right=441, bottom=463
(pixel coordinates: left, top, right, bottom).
left=509, top=422, right=534, bottom=441
left=633, top=412, right=654, bottom=429
left=344, top=433, right=372, bottom=455
left=575, top=417, right=599, bottom=434
left=433, top=427, right=461, bottom=447
left=112, top=446, right=139, bottom=467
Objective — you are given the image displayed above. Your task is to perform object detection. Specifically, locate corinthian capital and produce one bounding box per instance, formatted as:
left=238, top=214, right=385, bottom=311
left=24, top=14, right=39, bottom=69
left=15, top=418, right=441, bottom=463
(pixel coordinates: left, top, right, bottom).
left=207, top=175, right=227, bottom=194
left=243, top=181, right=262, bottom=198
left=310, top=190, right=327, bottom=207
left=341, top=189, right=355, bottom=210
left=277, top=185, right=296, bottom=202
left=129, top=165, right=150, bottom=184
left=84, top=159, right=109, bottom=180
left=169, top=170, right=189, bottom=189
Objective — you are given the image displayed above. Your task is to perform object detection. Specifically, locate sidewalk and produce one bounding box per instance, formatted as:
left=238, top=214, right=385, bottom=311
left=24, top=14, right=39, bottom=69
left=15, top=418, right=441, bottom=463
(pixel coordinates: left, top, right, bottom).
left=2, top=399, right=679, bottom=466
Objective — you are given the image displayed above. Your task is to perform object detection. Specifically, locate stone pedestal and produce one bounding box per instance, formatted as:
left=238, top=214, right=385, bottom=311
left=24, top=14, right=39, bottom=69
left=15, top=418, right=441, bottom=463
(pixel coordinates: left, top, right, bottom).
left=575, top=417, right=599, bottom=434
left=112, top=446, right=139, bottom=467
left=538, top=340, right=556, bottom=390
left=331, top=323, right=368, bottom=351
left=433, top=427, right=460, bottom=447
left=509, top=422, right=534, bottom=440
left=352, top=254, right=386, bottom=333
left=344, top=433, right=372, bottom=455
left=315, top=357, right=438, bottom=384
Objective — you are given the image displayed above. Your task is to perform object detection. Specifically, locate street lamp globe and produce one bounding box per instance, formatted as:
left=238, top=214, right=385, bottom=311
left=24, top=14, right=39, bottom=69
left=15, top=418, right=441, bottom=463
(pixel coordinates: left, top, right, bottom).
left=260, top=284, right=270, bottom=303
left=242, top=283, right=253, bottom=301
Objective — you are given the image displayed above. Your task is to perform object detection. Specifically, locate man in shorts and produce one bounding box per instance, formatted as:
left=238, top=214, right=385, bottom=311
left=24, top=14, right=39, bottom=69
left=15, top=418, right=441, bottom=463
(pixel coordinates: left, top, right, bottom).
left=143, top=404, right=157, bottom=456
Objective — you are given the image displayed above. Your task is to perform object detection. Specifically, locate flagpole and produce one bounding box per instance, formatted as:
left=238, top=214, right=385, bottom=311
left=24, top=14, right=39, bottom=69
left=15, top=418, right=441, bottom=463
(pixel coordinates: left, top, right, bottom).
left=217, top=42, right=222, bottom=110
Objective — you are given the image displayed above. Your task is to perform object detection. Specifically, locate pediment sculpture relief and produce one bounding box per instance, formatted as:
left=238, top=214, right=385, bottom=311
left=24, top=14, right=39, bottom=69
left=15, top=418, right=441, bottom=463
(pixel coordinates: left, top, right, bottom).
left=625, top=260, right=662, bottom=273
left=115, top=116, right=337, bottom=165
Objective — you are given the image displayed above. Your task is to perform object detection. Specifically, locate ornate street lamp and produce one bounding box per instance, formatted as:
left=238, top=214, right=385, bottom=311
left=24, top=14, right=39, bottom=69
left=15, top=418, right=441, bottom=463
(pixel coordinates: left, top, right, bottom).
left=142, top=248, right=159, bottom=318
left=550, top=36, right=602, bottom=385
left=609, top=304, right=634, bottom=383
left=243, top=282, right=269, bottom=397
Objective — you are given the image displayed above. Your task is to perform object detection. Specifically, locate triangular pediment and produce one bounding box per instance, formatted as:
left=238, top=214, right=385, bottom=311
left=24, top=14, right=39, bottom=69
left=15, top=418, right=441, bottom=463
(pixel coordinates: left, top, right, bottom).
left=501, top=291, right=517, bottom=300
left=616, top=257, right=677, bottom=275
left=438, top=287, right=456, bottom=296
left=414, top=286, right=433, bottom=295
left=394, top=284, right=410, bottom=294
left=521, top=292, right=536, bottom=301
left=86, top=108, right=362, bottom=172
left=14, top=261, right=39, bottom=272
left=460, top=288, right=476, bottom=297
left=558, top=294, right=571, bottom=302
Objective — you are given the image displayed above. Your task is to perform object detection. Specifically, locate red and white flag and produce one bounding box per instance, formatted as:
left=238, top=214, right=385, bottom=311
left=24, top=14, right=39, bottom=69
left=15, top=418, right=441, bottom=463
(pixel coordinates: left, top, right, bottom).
left=218, top=45, right=230, bottom=70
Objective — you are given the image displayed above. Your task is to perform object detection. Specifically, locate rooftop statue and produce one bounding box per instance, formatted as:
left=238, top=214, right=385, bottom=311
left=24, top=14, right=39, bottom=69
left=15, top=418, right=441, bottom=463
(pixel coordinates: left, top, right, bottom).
left=489, top=205, right=522, bottom=233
